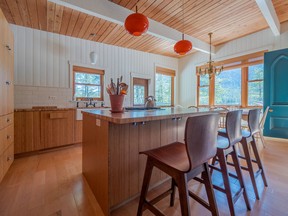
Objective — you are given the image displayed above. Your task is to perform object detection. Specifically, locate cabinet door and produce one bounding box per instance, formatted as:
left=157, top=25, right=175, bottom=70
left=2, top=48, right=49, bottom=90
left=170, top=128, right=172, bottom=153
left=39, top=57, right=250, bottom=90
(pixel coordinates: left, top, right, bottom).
left=138, top=121, right=161, bottom=188
left=40, top=111, right=74, bottom=148
left=14, top=111, right=41, bottom=154
left=0, top=9, right=8, bottom=116
left=177, top=117, right=188, bottom=143
left=6, top=29, right=14, bottom=114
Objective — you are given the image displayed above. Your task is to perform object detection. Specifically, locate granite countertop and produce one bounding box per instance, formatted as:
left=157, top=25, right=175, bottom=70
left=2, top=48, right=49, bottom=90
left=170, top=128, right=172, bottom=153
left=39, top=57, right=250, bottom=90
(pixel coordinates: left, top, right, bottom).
left=14, top=107, right=76, bottom=112
left=82, top=107, right=223, bottom=124
left=14, top=106, right=111, bottom=112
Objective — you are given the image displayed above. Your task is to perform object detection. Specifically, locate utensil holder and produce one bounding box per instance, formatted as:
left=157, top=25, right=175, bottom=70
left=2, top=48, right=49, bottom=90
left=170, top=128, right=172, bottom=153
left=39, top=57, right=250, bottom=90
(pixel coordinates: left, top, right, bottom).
left=109, top=95, right=124, bottom=113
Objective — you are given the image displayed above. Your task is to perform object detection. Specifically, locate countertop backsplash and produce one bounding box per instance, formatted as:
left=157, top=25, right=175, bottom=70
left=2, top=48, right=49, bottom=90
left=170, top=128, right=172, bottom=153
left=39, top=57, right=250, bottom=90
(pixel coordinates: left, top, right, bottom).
left=14, top=85, right=75, bottom=109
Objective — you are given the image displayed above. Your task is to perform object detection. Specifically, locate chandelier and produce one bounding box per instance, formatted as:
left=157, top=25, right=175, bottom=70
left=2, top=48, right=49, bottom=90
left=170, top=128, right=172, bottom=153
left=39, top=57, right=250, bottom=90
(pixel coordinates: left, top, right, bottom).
left=197, top=33, right=223, bottom=79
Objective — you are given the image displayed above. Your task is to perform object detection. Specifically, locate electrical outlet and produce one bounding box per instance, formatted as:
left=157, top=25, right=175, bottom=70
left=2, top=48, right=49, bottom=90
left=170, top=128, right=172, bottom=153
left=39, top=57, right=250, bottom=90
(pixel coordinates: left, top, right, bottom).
left=49, top=96, right=56, bottom=100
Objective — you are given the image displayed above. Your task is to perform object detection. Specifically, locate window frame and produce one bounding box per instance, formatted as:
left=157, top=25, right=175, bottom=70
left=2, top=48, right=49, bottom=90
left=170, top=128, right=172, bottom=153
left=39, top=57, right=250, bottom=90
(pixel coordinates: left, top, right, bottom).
left=133, top=78, right=148, bottom=106
left=196, top=51, right=266, bottom=108
left=73, top=66, right=104, bottom=101
left=155, top=66, right=175, bottom=107
left=246, top=64, right=264, bottom=107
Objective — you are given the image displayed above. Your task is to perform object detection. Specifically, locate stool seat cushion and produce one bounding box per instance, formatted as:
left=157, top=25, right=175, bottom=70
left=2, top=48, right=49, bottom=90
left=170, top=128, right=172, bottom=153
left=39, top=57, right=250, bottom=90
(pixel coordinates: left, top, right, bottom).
left=241, top=130, right=251, bottom=138
left=217, top=135, right=230, bottom=149
left=141, top=142, right=189, bottom=172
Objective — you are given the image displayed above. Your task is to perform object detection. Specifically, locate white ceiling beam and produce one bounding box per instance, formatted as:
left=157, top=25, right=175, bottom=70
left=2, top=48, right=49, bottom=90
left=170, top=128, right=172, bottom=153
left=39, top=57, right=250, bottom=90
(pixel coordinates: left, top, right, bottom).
left=48, top=0, right=214, bottom=54
left=255, top=0, right=280, bottom=36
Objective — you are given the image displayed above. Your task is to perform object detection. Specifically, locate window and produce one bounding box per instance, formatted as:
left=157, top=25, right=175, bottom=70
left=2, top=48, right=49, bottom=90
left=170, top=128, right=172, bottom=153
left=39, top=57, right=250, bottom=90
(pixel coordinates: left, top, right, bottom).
left=248, top=64, right=264, bottom=106
left=197, top=74, right=209, bottom=105
left=196, top=51, right=265, bottom=108
left=155, top=67, right=175, bottom=106
left=215, top=68, right=241, bottom=105
left=133, top=78, right=148, bottom=106
left=73, top=66, right=104, bottom=100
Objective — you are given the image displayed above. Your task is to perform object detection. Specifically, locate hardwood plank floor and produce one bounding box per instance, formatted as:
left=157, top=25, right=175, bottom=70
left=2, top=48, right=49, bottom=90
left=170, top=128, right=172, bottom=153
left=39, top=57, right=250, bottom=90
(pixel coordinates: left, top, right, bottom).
left=0, top=139, right=288, bottom=216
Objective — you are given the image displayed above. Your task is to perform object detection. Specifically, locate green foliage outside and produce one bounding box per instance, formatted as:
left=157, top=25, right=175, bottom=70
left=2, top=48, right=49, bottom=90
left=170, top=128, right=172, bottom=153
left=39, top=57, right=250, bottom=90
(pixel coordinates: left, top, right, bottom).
left=248, top=64, right=264, bottom=106
left=134, top=85, right=145, bottom=105
left=215, top=68, right=241, bottom=105
left=155, top=74, right=172, bottom=106
left=74, top=72, right=101, bottom=98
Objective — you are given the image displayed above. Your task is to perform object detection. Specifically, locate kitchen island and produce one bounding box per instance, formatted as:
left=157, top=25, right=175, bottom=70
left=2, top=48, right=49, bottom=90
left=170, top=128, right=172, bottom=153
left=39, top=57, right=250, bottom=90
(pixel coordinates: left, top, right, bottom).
left=82, top=107, right=219, bottom=215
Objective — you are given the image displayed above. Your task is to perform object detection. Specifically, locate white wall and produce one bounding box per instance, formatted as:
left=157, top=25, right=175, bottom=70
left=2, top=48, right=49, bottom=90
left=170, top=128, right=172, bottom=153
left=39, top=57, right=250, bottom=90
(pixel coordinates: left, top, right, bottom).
left=12, top=25, right=178, bottom=108
left=178, top=21, right=288, bottom=107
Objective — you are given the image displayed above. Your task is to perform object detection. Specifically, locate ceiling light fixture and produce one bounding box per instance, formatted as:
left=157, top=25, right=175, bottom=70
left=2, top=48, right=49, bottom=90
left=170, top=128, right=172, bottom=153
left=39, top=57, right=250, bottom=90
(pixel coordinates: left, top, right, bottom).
left=174, top=0, right=192, bottom=55
left=197, top=33, right=223, bottom=79
left=124, top=0, right=149, bottom=36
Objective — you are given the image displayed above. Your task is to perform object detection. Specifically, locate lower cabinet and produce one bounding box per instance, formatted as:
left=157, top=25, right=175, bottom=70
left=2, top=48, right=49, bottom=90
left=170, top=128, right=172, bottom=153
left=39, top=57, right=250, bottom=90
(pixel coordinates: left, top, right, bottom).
left=14, top=110, right=75, bottom=154
left=40, top=110, right=74, bottom=149
left=0, top=113, right=14, bottom=182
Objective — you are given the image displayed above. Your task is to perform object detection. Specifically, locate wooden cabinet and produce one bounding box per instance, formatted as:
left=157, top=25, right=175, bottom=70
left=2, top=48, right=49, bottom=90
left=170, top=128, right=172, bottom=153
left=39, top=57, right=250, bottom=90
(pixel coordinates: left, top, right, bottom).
left=0, top=8, right=14, bottom=183
left=40, top=110, right=74, bottom=149
left=14, top=110, right=75, bottom=154
left=14, top=111, right=41, bottom=154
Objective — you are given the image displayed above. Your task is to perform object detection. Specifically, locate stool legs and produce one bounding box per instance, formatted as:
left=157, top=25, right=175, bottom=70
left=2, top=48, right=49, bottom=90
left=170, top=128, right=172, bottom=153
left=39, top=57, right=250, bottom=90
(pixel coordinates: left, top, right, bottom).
left=241, top=138, right=260, bottom=199
left=217, top=150, right=236, bottom=216
left=202, top=163, right=219, bottom=216
left=251, top=136, right=268, bottom=187
left=137, top=159, right=154, bottom=216
left=230, top=146, right=251, bottom=211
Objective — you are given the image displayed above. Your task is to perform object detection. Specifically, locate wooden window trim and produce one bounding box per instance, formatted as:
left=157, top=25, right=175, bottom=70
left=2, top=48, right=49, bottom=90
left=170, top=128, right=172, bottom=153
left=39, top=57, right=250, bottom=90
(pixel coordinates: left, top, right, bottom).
left=73, top=66, right=104, bottom=101
left=196, top=51, right=266, bottom=108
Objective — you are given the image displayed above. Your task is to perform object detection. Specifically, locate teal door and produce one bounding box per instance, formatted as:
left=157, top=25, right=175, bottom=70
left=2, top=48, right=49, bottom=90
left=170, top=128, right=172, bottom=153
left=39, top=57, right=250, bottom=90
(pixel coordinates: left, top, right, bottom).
left=264, top=48, right=288, bottom=138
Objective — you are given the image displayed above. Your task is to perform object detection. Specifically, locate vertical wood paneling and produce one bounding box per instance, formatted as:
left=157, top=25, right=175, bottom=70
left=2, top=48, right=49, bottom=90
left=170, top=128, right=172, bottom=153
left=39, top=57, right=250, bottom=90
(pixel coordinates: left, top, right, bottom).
left=11, top=24, right=178, bottom=106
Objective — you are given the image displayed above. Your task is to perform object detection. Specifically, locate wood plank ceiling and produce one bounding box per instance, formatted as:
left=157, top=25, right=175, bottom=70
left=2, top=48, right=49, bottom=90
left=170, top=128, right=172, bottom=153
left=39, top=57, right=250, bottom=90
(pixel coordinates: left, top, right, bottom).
left=0, top=0, right=287, bottom=58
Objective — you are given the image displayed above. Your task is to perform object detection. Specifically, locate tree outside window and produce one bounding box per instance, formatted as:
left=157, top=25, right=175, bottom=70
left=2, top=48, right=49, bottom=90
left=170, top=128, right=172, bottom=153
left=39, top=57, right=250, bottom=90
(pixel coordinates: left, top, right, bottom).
left=155, top=73, right=173, bottom=106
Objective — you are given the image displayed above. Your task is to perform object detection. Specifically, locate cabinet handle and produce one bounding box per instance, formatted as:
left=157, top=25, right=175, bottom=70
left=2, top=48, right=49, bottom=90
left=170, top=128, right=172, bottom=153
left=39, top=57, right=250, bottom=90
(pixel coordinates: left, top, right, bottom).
left=177, top=117, right=182, bottom=121
left=7, top=156, right=12, bottom=161
left=132, top=122, right=137, bottom=126
left=7, top=135, right=11, bottom=140
left=141, top=121, right=146, bottom=125
left=172, top=118, right=177, bottom=121
left=7, top=118, right=10, bottom=122
left=6, top=81, right=11, bottom=85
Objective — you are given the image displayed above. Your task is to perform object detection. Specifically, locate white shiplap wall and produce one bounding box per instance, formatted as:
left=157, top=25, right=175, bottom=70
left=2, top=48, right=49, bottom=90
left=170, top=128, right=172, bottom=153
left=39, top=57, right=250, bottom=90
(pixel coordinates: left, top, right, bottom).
left=178, top=21, right=288, bottom=107
left=12, top=25, right=178, bottom=108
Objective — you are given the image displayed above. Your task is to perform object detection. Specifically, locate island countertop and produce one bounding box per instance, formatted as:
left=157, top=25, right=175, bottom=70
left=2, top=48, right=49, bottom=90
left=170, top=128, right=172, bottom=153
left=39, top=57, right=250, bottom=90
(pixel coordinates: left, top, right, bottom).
left=82, top=107, right=222, bottom=124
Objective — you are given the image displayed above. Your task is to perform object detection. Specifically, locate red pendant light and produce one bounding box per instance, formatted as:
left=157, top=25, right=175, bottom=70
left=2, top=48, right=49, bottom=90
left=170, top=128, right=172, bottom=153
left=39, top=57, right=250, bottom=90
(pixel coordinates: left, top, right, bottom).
left=174, top=0, right=192, bottom=55
left=124, top=4, right=149, bottom=36
left=174, top=34, right=192, bottom=55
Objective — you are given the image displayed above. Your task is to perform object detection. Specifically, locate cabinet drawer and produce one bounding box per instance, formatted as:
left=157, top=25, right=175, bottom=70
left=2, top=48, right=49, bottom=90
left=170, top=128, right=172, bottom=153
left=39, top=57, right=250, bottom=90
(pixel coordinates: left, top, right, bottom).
left=0, top=129, right=5, bottom=154
left=5, top=124, right=14, bottom=149
left=2, top=144, right=14, bottom=175
left=0, top=124, right=14, bottom=154
left=0, top=152, right=3, bottom=182
left=0, top=113, right=14, bottom=129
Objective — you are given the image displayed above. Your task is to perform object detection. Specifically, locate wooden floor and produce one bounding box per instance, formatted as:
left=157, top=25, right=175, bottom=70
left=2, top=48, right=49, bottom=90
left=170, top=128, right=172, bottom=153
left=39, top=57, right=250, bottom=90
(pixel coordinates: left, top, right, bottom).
left=0, top=139, right=288, bottom=216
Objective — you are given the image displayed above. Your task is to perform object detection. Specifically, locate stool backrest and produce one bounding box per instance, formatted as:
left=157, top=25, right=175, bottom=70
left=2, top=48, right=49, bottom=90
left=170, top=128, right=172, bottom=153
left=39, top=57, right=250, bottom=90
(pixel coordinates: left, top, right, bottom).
left=185, top=113, right=220, bottom=170
left=225, top=110, right=243, bottom=146
left=248, top=109, right=261, bottom=135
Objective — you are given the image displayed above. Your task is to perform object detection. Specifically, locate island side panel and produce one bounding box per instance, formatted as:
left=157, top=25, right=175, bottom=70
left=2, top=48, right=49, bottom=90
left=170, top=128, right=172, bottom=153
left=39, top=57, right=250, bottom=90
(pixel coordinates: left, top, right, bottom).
left=138, top=120, right=162, bottom=191
left=82, top=113, right=109, bottom=216
left=109, top=123, right=136, bottom=207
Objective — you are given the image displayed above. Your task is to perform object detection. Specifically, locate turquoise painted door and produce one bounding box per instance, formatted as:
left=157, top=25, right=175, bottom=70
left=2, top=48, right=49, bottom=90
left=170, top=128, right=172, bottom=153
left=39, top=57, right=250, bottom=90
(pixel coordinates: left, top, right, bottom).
left=264, top=48, right=288, bottom=138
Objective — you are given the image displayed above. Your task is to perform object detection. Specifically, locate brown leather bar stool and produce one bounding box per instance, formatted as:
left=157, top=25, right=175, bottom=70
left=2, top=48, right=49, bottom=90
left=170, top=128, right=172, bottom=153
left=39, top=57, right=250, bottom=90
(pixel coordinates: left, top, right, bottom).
left=238, top=109, right=268, bottom=199
left=210, top=110, right=251, bottom=216
left=137, top=113, right=220, bottom=216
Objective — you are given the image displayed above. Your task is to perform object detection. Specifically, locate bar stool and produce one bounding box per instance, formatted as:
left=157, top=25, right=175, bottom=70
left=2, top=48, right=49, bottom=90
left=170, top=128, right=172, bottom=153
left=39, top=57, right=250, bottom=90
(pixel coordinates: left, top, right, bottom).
left=137, top=113, right=220, bottom=216
left=210, top=110, right=251, bottom=216
left=239, top=109, right=268, bottom=199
